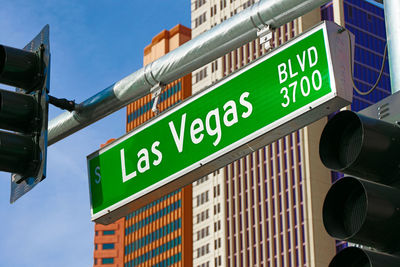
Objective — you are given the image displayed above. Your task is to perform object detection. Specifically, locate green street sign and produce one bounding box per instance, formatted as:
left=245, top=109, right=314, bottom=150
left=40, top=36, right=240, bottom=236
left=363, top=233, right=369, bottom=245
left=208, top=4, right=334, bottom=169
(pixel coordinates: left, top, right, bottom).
left=87, top=21, right=353, bottom=224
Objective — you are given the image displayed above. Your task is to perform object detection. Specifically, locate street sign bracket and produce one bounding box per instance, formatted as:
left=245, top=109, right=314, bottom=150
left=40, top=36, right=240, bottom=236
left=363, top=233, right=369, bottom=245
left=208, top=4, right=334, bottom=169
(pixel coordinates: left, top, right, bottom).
left=257, top=25, right=274, bottom=51
left=150, top=82, right=166, bottom=115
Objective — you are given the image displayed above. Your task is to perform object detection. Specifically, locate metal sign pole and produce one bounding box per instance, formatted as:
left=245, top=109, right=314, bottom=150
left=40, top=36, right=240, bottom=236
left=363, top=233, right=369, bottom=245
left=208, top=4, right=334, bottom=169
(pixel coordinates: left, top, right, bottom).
left=384, top=0, right=400, bottom=94
left=48, top=0, right=329, bottom=145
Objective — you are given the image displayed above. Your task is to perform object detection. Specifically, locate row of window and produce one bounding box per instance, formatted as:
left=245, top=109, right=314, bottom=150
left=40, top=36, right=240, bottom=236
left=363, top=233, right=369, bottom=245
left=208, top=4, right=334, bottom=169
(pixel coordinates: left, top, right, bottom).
left=210, top=5, right=217, bottom=16
left=354, top=44, right=387, bottom=70
left=125, top=219, right=182, bottom=255
left=215, top=255, right=222, bottom=266
left=226, top=201, right=306, bottom=242
left=127, top=82, right=182, bottom=123
left=227, top=180, right=304, bottom=220
left=213, top=184, right=221, bottom=197
left=352, top=80, right=390, bottom=110
left=211, top=60, right=219, bottom=73
left=194, top=67, right=208, bottom=84
left=196, top=243, right=210, bottom=258
left=346, top=24, right=386, bottom=54
left=101, top=258, right=114, bottom=264
left=95, top=230, right=114, bottom=236
left=95, top=243, right=114, bottom=250
left=195, top=209, right=209, bottom=223
left=194, top=12, right=207, bottom=28
left=226, top=223, right=307, bottom=266
left=125, top=200, right=181, bottom=235
left=197, top=261, right=209, bottom=267
left=196, top=226, right=209, bottom=241
left=195, top=176, right=209, bottom=185
left=224, top=144, right=302, bottom=180
left=193, top=0, right=206, bottom=10
left=353, top=62, right=389, bottom=94
left=125, top=189, right=181, bottom=219
left=243, top=0, right=255, bottom=9
left=215, top=238, right=222, bottom=249
left=215, top=220, right=222, bottom=231
left=346, top=3, right=385, bottom=37
left=220, top=0, right=227, bottom=10
left=126, top=237, right=181, bottom=266
left=195, top=190, right=209, bottom=206
left=153, top=253, right=182, bottom=267
left=226, top=165, right=301, bottom=196
left=214, top=203, right=221, bottom=215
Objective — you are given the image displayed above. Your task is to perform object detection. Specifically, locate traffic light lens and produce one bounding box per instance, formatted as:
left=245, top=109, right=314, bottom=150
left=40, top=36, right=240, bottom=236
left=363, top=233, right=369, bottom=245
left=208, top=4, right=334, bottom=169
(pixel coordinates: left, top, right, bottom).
left=0, top=89, right=36, bottom=132
left=323, top=177, right=367, bottom=239
left=320, top=110, right=400, bottom=183
left=0, top=45, right=40, bottom=91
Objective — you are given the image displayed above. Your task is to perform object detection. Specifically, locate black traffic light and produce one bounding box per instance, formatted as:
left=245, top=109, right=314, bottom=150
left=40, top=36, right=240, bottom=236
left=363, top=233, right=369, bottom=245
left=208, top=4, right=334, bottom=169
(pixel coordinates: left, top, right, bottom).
left=319, top=110, right=400, bottom=266
left=0, top=25, right=50, bottom=202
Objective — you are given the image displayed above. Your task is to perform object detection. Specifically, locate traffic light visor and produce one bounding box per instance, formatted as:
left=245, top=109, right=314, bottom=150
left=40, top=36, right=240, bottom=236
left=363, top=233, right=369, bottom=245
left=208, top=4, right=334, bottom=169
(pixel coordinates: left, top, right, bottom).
left=319, top=111, right=363, bottom=171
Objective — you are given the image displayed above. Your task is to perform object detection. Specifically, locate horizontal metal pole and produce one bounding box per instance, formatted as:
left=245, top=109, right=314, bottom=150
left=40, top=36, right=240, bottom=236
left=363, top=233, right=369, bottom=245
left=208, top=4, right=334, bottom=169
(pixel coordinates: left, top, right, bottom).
left=48, top=0, right=329, bottom=145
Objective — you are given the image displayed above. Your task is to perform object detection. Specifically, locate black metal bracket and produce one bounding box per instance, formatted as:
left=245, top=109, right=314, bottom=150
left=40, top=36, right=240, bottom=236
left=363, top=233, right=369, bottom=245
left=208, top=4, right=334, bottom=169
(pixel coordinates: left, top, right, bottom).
left=48, top=95, right=76, bottom=112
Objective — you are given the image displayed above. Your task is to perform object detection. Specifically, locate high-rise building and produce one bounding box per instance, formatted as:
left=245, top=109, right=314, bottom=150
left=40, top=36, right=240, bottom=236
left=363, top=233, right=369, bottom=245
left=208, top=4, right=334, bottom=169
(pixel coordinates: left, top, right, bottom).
left=93, top=24, right=193, bottom=267
left=191, top=0, right=389, bottom=266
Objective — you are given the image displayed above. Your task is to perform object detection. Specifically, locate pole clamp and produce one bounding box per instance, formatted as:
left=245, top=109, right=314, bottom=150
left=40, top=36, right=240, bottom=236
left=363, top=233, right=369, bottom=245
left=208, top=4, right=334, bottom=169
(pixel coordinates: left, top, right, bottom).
left=150, top=82, right=166, bottom=115
left=257, top=25, right=273, bottom=51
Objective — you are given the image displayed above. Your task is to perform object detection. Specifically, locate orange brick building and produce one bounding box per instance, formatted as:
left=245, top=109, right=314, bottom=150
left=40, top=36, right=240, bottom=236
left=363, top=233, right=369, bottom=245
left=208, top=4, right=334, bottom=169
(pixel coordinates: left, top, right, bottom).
left=94, top=24, right=193, bottom=267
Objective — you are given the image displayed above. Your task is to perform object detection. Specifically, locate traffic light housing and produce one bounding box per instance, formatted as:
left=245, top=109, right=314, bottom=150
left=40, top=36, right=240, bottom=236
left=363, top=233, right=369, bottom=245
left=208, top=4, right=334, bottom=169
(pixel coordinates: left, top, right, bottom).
left=0, top=25, right=50, bottom=202
left=319, top=110, right=400, bottom=266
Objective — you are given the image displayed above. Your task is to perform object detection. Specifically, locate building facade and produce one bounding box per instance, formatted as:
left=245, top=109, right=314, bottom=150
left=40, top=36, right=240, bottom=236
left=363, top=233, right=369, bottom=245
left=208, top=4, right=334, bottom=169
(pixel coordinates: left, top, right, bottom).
left=94, top=24, right=193, bottom=267
left=191, top=0, right=390, bottom=266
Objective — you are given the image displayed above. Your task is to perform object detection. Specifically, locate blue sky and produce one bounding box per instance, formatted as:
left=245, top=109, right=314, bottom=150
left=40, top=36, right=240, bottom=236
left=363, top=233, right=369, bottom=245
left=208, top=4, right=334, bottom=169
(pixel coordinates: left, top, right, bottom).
left=0, top=1, right=190, bottom=266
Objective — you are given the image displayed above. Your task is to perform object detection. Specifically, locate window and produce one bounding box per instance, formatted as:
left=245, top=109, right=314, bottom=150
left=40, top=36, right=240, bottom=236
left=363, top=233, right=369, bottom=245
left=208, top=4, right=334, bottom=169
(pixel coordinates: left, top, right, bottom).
left=220, top=0, right=227, bottom=10
left=214, top=238, right=222, bottom=249
left=196, top=176, right=209, bottom=185
left=214, top=255, right=222, bottom=266
left=217, top=184, right=220, bottom=196
left=197, top=226, right=210, bottom=240
left=195, top=12, right=207, bottom=27
left=348, top=5, right=353, bottom=19
left=197, top=244, right=210, bottom=258
left=103, top=230, right=115, bottom=235
left=243, top=0, right=255, bottom=9
left=103, top=243, right=115, bottom=250
left=210, top=5, right=217, bottom=16
left=195, top=67, right=208, bottom=83
left=102, top=258, right=114, bottom=264
left=196, top=209, right=210, bottom=223
left=214, top=220, right=221, bottom=231
left=196, top=191, right=210, bottom=206
left=211, top=60, right=218, bottom=73
left=214, top=203, right=221, bottom=215
left=194, top=0, right=206, bottom=10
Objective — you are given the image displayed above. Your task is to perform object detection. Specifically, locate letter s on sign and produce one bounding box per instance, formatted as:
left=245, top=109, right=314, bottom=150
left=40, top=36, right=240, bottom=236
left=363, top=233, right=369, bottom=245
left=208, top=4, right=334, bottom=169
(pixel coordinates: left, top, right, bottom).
left=94, top=166, right=101, bottom=184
